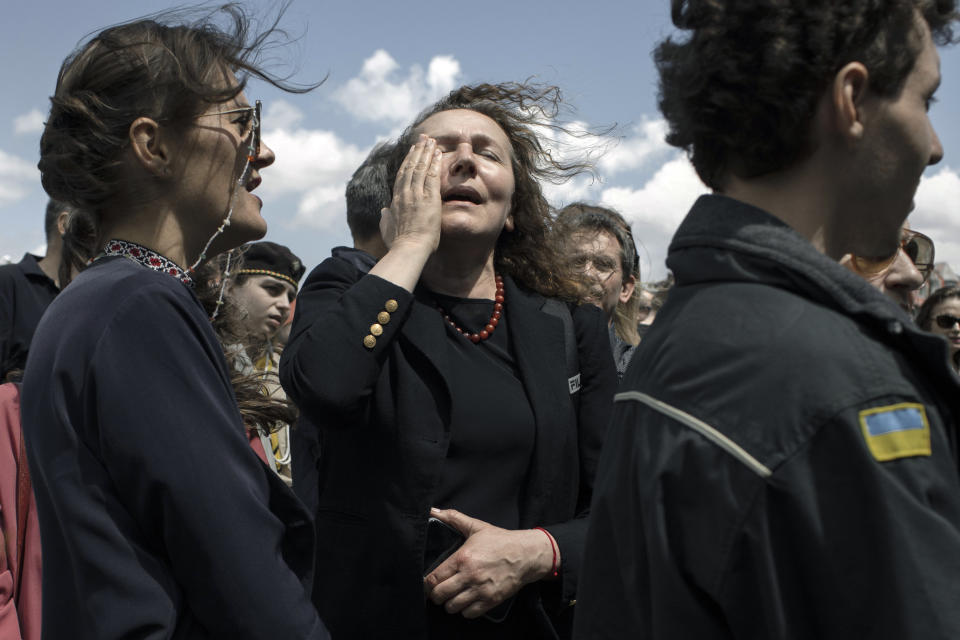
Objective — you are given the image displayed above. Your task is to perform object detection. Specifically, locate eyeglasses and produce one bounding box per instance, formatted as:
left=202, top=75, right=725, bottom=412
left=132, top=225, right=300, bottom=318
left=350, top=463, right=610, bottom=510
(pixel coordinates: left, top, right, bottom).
left=935, top=314, right=960, bottom=329
left=851, top=229, right=935, bottom=283
left=198, top=99, right=261, bottom=161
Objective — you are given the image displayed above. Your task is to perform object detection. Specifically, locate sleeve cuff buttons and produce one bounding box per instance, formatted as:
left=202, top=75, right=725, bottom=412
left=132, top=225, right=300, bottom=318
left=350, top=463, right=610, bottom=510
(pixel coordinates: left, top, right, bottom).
left=363, top=299, right=400, bottom=349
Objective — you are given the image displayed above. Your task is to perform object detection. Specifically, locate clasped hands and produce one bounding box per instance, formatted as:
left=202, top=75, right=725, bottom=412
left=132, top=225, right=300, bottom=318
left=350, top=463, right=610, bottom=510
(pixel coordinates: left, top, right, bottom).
left=423, top=507, right=559, bottom=619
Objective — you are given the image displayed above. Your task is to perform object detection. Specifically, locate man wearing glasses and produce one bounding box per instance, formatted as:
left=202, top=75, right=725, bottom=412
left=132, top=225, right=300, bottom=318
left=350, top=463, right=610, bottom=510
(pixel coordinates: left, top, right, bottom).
left=842, top=222, right=935, bottom=314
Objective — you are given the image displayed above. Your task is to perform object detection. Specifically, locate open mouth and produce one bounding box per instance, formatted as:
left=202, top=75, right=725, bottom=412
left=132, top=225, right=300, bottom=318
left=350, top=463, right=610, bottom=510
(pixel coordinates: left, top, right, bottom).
left=442, top=186, right=483, bottom=205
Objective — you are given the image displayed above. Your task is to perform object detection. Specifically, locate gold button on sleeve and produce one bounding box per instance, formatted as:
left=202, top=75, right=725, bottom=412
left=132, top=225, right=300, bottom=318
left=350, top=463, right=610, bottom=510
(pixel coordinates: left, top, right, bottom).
left=370, top=323, right=384, bottom=336
left=363, top=335, right=377, bottom=349
left=385, top=299, right=399, bottom=313
left=377, top=311, right=391, bottom=324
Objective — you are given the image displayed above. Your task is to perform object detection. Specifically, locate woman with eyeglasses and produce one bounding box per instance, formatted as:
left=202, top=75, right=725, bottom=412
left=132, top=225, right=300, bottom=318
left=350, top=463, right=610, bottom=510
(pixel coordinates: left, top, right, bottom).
left=840, top=222, right=935, bottom=314
left=917, top=286, right=960, bottom=373
left=20, top=8, right=329, bottom=638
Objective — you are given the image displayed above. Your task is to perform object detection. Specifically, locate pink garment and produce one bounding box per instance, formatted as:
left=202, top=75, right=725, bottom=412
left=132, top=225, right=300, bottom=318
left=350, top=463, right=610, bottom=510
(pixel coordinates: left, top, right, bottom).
left=0, top=383, right=41, bottom=640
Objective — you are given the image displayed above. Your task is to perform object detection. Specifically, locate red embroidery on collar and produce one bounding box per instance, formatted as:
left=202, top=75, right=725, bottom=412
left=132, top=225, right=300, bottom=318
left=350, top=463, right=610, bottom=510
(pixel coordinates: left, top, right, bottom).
left=95, top=239, right=194, bottom=288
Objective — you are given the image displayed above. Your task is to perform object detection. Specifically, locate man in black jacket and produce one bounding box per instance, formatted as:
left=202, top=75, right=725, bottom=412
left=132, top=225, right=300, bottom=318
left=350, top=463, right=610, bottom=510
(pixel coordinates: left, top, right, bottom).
left=575, top=1, right=960, bottom=638
left=0, top=199, right=72, bottom=380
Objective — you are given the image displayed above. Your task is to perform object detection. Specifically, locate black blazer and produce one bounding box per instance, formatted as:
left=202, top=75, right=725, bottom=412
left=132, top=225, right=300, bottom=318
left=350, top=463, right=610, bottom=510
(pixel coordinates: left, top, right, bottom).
left=281, top=256, right=616, bottom=638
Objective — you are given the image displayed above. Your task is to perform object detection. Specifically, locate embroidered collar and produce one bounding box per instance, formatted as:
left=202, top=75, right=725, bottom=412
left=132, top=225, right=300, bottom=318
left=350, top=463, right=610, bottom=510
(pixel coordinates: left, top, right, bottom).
left=95, top=239, right=195, bottom=288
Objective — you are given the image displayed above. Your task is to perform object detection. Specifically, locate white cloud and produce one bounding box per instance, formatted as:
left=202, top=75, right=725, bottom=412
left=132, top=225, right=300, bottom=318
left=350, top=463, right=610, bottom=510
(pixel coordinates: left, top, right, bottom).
left=258, top=123, right=368, bottom=229
left=14, top=109, right=44, bottom=135
left=333, top=50, right=462, bottom=125
left=599, top=154, right=709, bottom=280
left=598, top=119, right=672, bottom=176
left=0, top=148, right=38, bottom=206
left=912, top=166, right=960, bottom=271
left=265, top=100, right=304, bottom=131
left=294, top=184, right=349, bottom=230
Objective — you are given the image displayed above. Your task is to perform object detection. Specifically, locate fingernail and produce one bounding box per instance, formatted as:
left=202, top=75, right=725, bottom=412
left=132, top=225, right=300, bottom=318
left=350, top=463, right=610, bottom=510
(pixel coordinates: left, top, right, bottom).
left=430, top=507, right=441, bottom=515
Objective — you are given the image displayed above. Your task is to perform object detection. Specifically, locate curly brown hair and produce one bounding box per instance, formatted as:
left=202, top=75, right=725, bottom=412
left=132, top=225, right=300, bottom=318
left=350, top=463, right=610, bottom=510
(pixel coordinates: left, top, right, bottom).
left=385, top=82, right=597, bottom=301
left=39, top=3, right=316, bottom=219
left=656, top=0, right=959, bottom=191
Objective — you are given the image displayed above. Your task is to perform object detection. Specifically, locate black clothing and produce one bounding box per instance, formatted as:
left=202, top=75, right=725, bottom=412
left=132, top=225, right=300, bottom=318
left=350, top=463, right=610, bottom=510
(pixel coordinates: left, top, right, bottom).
left=281, top=256, right=617, bottom=639
left=21, top=257, right=329, bottom=639
left=575, top=195, right=960, bottom=639
left=330, top=245, right=377, bottom=273
left=430, top=292, right=534, bottom=531
left=0, top=254, right=58, bottom=379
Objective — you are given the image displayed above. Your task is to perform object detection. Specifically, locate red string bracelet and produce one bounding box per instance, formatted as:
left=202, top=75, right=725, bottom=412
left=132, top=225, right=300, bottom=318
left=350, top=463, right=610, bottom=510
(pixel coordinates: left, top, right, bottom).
left=534, top=526, right=559, bottom=578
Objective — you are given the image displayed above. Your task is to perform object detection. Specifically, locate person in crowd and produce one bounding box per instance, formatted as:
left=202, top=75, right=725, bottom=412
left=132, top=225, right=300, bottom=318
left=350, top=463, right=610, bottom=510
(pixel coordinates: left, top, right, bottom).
left=281, top=82, right=616, bottom=638
left=635, top=274, right=672, bottom=336
left=20, top=8, right=328, bottom=638
left=228, top=240, right=302, bottom=360
left=225, top=240, right=304, bottom=485
left=576, top=1, right=960, bottom=638
left=841, top=221, right=934, bottom=314
left=0, top=199, right=74, bottom=380
left=917, top=285, right=960, bottom=372
left=555, top=203, right=641, bottom=380
left=331, top=141, right=395, bottom=273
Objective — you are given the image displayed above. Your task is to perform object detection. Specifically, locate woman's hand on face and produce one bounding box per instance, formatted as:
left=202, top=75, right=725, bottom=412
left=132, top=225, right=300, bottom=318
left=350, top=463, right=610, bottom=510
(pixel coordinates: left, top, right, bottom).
left=380, top=135, right=442, bottom=253
left=423, top=507, right=557, bottom=619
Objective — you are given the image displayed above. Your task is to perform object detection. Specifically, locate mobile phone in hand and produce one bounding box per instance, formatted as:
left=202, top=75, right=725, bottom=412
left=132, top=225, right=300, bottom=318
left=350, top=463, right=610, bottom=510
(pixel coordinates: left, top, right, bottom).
left=423, top=516, right=465, bottom=576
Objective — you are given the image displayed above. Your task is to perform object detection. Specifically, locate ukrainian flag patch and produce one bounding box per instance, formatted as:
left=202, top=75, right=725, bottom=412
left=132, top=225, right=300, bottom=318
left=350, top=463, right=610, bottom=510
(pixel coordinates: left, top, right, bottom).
left=859, top=403, right=931, bottom=462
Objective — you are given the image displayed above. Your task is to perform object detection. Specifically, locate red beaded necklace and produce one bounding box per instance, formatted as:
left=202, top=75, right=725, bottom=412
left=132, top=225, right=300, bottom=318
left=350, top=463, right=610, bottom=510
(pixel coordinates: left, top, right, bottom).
left=437, top=275, right=504, bottom=344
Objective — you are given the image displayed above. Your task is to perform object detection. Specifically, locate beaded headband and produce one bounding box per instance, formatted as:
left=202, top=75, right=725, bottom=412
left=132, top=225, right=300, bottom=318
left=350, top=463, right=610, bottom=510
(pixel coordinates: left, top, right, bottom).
left=236, top=268, right=299, bottom=289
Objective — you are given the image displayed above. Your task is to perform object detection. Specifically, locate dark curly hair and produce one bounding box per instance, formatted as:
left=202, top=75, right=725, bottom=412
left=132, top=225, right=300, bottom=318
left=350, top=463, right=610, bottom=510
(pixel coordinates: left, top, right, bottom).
left=385, top=82, right=597, bottom=301
left=656, top=0, right=959, bottom=190
left=39, top=3, right=316, bottom=219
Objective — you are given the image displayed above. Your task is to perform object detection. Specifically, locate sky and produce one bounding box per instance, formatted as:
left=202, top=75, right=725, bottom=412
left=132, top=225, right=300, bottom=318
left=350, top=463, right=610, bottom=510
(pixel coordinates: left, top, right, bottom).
left=2, top=1, right=960, bottom=282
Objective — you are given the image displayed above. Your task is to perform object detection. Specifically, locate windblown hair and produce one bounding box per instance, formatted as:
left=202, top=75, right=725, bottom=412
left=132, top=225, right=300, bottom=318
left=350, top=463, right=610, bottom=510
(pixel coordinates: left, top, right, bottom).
left=386, top=82, right=597, bottom=301
left=656, top=0, right=959, bottom=191
left=556, top=203, right=642, bottom=345
left=346, top=142, right=395, bottom=242
left=39, top=3, right=315, bottom=219
left=194, top=249, right=298, bottom=431
left=916, top=285, right=960, bottom=330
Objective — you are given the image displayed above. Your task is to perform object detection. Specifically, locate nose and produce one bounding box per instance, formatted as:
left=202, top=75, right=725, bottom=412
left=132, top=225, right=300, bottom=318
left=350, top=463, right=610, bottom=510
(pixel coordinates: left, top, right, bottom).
left=449, top=143, right=477, bottom=177
left=255, top=138, right=276, bottom=169
left=929, top=126, right=944, bottom=166
left=883, top=249, right=925, bottom=291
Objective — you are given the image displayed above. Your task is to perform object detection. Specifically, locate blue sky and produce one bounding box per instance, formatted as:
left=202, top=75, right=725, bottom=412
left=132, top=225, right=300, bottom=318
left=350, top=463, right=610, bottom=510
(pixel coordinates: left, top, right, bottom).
left=3, top=1, right=960, bottom=280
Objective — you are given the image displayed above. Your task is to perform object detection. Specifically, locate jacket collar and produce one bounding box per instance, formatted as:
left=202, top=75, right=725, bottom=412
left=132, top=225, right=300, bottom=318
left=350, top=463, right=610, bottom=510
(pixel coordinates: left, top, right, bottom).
left=18, top=253, right=55, bottom=286
left=668, top=194, right=912, bottom=325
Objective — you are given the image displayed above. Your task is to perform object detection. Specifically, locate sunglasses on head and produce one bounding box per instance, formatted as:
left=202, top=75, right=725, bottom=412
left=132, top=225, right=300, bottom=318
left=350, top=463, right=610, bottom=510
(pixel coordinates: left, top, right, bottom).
left=935, top=314, right=960, bottom=330
left=851, top=228, right=935, bottom=283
